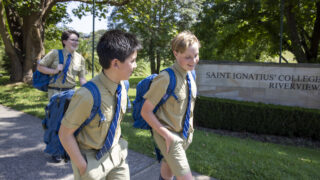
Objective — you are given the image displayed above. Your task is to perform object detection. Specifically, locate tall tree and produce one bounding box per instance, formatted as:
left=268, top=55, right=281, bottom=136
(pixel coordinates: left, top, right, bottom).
left=0, top=0, right=129, bottom=83
left=194, top=0, right=320, bottom=63
left=109, top=0, right=203, bottom=74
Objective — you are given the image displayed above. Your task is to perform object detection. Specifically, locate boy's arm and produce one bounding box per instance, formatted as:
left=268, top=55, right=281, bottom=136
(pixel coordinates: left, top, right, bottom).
left=59, top=125, right=87, bottom=175
left=79, top=77, right=87, bottom=86
left=37, top=50, right=63, bottom=75
left=79, top=56, right=87, bottom=86
left=141, top=99, right=174, bottom=153
left=58, top=87, right=92, bottom=175
left=37, top=63, right=63, bottom=75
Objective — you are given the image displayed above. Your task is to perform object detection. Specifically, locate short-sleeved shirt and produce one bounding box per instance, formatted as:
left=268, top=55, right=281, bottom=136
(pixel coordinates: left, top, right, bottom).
left=143, top=62, right=197, bottom=134
left=39, top=49, right=86, bottom=88
left=61, top=72, right=127, bottom=150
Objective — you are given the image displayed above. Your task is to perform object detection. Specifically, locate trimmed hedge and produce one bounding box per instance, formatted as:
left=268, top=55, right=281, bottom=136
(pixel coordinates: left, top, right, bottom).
left=194, top=96, right=320, bottom=140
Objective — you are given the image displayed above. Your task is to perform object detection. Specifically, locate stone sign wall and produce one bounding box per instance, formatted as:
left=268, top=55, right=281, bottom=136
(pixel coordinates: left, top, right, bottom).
left=195, top=61, right=320, bottom=109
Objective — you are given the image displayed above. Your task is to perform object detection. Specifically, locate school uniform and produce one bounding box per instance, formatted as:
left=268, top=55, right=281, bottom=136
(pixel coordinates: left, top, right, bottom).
left=143, top=62, right=197, bottom=177
left=61, top=72, right=129, bottom=180
left=38, top=49, right=86, bottom=99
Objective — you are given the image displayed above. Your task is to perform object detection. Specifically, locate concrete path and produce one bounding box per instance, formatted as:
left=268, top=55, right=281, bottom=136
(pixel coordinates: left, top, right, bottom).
left=0, top=105, right=215, bottom=180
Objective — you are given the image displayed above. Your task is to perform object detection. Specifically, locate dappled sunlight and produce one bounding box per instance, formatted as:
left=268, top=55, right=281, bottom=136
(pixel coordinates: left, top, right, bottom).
left=277, top=151, right=288, bottom=156
left=9, top=132, right=27, bottom=140
left=0, top=82, right=47, bottom=118
left=39, top=172, right=73, bottom=180
left=134, top=130, right=151, bottom=137
left=0, top=143, right=44, bottom=158
left=4, top=82, right=25, bottom=87
left=0, top=121, right=15, bottom=127
left=299, top=157, right=318, bottom=164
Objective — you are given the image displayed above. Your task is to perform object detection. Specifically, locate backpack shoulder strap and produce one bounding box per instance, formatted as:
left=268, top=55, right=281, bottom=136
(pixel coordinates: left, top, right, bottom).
left=74, top=81, right=106, bottom=136
left=157, top=68, right=178, bottom=106
left=164, top=68, right=178, bottom=100
left=51, top=50, right=65, bottom=83
left=58, top=49, right=64, bottom=64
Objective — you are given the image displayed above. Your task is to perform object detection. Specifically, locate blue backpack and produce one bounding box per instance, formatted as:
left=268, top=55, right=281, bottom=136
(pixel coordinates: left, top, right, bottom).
left=42, top=81, right=104, bottom=160
left=132, top=68, right=196, bottom=130
left=33, top=50, right=64, bottom=92
left=42, top=80, right=130, bottom=161
left=132, top=68, right=195, bottom=162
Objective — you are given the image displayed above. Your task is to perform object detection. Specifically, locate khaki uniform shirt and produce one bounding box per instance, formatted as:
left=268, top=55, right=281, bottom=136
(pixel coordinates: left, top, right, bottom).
left=39, top=49, right=86, bottom=88
left=61, top=72, right=127, bottom=150
left=144, top=62, right=197, bottom=134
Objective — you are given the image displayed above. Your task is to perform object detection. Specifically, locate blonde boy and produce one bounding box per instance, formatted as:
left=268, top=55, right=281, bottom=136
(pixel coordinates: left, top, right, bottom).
left=141, top=31, right=200, bottom=180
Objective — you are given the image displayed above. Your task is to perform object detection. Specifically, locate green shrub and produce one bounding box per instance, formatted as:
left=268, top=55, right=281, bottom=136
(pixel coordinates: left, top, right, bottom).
left=194, top=96, right=320, bottom=140
left=133, top=59, right=150, bottom=76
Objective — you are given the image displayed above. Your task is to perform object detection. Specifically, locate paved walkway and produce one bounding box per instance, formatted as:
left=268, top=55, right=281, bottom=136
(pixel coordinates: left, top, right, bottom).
left=0, top=105, right=215, bottom=180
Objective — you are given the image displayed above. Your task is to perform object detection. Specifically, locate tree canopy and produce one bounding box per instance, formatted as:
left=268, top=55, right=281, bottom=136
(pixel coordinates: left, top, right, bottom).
left=108, top=0, right=203, bottom=73
left=0, top=0, right=129, bottom=82
left=194, top=0, right=320, bottom=63
left=1, top=0, right=320, bottom=83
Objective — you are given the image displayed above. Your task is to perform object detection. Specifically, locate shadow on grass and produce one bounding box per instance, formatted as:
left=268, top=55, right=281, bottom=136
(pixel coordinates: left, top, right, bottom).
left=0, top=84, right=47, bottom=119
left=0, top=75, right=10, bottom=85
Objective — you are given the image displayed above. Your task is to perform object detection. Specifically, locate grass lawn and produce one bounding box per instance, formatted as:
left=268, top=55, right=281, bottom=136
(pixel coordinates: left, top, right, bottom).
left=0, top=73, right=319, bottom=179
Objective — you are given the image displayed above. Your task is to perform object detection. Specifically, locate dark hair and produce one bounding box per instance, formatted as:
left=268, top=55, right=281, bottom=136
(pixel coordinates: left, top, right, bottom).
left=97, top=29, right=142, bottom=69
left=61, top=30, right=80, bottom=47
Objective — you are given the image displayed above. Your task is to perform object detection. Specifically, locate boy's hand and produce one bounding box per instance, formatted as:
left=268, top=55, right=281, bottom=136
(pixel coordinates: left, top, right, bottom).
left=55, top=64, right=63, bottom=74
left=78, top=161, right=87, bottom=176
left=164, top=130, right=174, bottom=153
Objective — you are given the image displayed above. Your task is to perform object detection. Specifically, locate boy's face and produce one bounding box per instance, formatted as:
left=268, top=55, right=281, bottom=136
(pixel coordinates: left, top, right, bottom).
left=174, top=43, right=199, bottom=71
left=117, top=50, right=137, bottom=80
left=63, top=33, right=79, bottom=52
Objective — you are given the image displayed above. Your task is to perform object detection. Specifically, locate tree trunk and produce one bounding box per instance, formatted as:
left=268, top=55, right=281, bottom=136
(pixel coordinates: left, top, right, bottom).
left=149, top=38, right=156, bottom=74
left=156, top=50, right=161, bottom=74
left=285, top=1, right=308, bottom=63
left=8, top=53, right=23, bottom=82
left=22, top=15, right=44, bottom=83
left=0, top=0, right=131, bottom=83
left=308, top=2, right=320, bottom=63
left=0, top=1, right=23, bottom=82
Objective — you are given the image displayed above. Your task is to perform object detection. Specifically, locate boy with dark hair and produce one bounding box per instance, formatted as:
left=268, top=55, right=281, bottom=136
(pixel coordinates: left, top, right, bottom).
left=59, top=29, right=141, bottom=180
left=38, top=29, right=87, bottom=163
left=37, top=29, right=87, bottom=99
left=141, top=31, right=200, bottom=180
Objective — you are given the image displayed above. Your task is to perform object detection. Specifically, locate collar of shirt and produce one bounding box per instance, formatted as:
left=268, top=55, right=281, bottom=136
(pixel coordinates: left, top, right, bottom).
left=98, top=72, right=118, bottom=95
left=62, top=48, right=75, bottom=58
left=173, top=62, right=188, bottom=78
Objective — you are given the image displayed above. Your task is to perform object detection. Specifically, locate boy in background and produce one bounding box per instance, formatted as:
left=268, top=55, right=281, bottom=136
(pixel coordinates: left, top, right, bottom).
left=59, top=30, right=141, bottom=180
left=37, top=30, right=87, bottom=99
left=141, top=31, right=200, bottom=180
left=37, top=30, right=87, bottom=163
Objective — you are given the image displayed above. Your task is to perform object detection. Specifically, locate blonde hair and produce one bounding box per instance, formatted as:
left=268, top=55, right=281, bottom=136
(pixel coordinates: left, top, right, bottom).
left=171, top=31, right=200, bottom=53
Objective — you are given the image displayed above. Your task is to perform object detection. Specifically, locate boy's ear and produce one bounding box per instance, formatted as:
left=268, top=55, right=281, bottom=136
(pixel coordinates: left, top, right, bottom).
left=173, top=51, right=178, bottom=58
left=111, top=59, right=120, bottom=68
left=62, top=40, right=67, bottom=47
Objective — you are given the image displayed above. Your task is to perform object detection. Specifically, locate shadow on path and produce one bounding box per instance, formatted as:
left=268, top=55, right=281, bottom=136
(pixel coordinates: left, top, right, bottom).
left=0, top=105, right=215, bottom=180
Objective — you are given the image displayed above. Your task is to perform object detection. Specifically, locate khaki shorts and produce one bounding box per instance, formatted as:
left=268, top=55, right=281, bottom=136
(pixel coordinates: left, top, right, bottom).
left=71, top=138, right=129, bottom=180
left=152, top=129, right=193, bottom=177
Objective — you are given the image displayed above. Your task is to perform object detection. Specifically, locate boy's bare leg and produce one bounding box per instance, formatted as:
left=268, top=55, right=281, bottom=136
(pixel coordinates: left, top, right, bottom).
left=161, top=161, right=193, bottom=180
left=177, top=172, right=193, bottom=180
left=160, top=161, right=173, bottom=180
